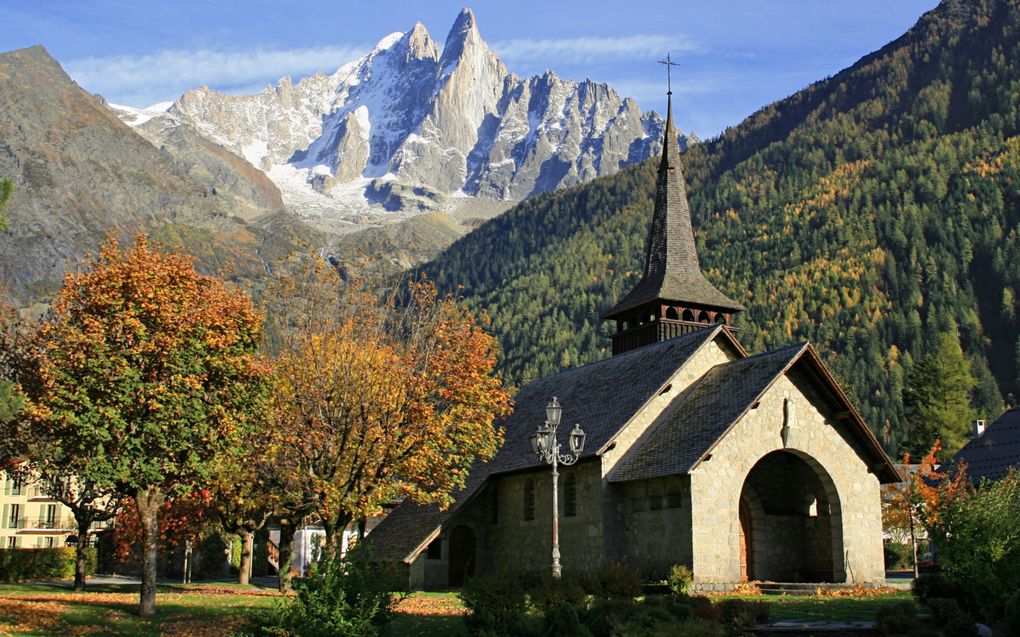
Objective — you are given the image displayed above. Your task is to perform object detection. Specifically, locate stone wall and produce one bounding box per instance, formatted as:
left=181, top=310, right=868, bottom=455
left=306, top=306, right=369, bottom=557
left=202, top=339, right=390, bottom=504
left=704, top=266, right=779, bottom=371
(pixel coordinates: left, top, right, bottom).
left=689, top=369, right=885, bottom=585
left=613, top=475, right=693, bottom=579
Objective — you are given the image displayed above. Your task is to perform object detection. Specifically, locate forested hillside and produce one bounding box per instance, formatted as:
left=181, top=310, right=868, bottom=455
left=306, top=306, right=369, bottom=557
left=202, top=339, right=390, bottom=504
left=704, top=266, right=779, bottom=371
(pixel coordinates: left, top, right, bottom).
left=423, top=0, right=1020, bottom=454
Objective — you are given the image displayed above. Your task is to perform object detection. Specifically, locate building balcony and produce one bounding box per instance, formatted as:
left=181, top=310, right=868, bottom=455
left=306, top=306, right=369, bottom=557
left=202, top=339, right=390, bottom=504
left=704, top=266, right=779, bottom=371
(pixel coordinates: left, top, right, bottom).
left=13, top=518, right=74, bottom=532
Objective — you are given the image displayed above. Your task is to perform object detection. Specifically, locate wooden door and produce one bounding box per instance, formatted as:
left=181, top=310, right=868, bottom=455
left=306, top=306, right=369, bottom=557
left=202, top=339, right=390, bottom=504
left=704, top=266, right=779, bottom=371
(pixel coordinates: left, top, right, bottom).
left=739, top=500, right=752, bottom=581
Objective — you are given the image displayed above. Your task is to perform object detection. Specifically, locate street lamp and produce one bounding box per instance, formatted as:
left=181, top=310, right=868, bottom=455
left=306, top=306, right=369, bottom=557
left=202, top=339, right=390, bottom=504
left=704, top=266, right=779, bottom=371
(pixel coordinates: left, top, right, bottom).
left=530, top=396, right=586, bottom=578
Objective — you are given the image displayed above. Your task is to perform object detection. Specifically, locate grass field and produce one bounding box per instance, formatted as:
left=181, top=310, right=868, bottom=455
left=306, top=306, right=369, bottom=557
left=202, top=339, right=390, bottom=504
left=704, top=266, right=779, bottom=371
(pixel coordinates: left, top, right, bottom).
left=0, top=581, right=913, bottom=636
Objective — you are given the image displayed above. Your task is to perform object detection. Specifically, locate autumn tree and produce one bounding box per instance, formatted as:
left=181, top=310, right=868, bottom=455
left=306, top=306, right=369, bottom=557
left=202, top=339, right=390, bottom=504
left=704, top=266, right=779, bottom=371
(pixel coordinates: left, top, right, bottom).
left=266, top=262, right=510, bottom=586
left=28, top=236, right=271, bottom=615
left=902, top=332, right=977, bottom=457
left=881, top=453, right=923, bottom=577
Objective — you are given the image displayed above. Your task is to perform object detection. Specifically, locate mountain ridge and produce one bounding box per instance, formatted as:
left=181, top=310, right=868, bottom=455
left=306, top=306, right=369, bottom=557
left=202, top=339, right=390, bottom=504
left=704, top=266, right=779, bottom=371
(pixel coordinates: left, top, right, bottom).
left=133, top=9, right=671, bottom=232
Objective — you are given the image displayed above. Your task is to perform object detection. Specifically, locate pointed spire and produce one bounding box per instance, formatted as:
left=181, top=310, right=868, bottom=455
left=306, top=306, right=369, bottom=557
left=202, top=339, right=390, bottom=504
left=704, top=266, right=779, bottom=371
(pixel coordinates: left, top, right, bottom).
left=603, top=92, right=744, bottom=324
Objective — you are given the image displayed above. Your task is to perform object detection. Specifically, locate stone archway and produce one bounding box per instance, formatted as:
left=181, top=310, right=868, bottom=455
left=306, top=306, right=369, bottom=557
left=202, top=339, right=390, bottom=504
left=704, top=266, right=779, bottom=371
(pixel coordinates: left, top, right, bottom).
left=738, top=450, right=844, bottom=582
left=448, top=525, right=476, bottom=587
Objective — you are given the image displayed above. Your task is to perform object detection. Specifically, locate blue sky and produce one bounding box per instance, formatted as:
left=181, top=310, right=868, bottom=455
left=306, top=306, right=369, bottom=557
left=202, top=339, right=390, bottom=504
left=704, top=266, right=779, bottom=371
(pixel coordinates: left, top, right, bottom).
left=6, top=0, right=938, bottom=137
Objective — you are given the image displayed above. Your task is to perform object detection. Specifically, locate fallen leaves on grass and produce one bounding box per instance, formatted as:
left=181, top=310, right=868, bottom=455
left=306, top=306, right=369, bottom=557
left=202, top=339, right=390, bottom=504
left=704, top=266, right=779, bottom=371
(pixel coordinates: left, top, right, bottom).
left=159, top=617, right=250, bottom=637
left=730, top=581, right=762, bottom=595
left=394, top=595, right=467, bottom=616
left=0, top=597, right=67, bottom=634
left=814, top=585, right=899, bottom=597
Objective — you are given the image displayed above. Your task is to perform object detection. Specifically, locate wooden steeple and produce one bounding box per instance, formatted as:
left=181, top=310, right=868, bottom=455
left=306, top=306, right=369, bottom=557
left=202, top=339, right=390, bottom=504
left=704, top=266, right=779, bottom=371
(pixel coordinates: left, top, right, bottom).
left=602, top=92, right=744, bottom=356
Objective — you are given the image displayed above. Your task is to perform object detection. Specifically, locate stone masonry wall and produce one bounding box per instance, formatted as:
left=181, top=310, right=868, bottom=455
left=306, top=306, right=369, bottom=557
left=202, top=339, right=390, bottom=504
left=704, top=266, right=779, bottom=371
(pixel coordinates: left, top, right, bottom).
left=450, top=459, right=604, bottom=578
left=689, top=370, right=885, bottom=586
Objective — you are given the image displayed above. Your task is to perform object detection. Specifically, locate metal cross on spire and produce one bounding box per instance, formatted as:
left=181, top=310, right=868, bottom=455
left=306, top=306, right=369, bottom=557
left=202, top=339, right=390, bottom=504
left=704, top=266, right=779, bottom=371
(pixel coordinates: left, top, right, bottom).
left=658, top=53, right=680, bottom=95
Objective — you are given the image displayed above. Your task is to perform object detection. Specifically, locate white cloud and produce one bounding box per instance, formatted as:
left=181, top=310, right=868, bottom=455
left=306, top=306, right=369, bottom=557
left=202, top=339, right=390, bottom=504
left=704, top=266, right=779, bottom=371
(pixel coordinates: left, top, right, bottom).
left=65, top=44, right=369, bottom=107
left=491, top=34, right=697, bottom=65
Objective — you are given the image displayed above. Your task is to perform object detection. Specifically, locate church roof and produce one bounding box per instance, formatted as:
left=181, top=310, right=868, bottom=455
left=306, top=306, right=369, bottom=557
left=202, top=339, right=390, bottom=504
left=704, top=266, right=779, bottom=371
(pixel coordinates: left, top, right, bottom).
left=949, top=407, right=1020, bottom=483
left=367, top=326, right=730, bottom=562
left=608, top=342, right=899, bottom=484
left=609, top=344, right=807, bottom=482
left=603, top=95, right=744, bottom=320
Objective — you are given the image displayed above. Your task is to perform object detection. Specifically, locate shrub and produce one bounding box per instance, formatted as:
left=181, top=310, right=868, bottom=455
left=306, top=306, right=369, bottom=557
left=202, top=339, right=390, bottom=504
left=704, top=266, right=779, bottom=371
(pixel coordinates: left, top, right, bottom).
left=1003, top=591, right=1020, bottom=637
left=911, top=573, right=954, bottom=605
left=928, top=471, right=1020, bottom=622
left=642, top=595, right=694, bottom=622
left=715, top=598, right=768, bottom=627
left=592, top=562, right=642, bottom=600
left=528, top=573, right=587, bottom=613
left=666, top=564, right=693, bottom=595
left=541, top=602, right=593, bottom=637
left=874, top=601, right=918, bottom=636
left=0, top=547, right=96, bottom=582
left=461, top=569, right=528, bottom=636
left=941, top=611, right=978, bottom=637
left=926, top=597, right=961, bottom=624
left=262, top=550, right=400, bottom=637
left=883, top=541, right=913, bottom=570
left=583, top=599, right=644, bottom=637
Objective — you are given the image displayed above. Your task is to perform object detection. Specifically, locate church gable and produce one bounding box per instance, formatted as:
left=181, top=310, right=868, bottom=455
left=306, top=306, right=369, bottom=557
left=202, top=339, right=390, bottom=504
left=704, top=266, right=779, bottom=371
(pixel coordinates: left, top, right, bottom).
left=608, top=343, right=898, bottom=485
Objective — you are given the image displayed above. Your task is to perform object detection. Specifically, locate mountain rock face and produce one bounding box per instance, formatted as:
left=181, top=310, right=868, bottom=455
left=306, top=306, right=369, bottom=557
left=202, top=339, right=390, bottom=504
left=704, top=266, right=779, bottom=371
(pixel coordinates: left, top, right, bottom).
left=146, top=9, right=667, bottom=225
left=0, top=46, right=314, bottom=304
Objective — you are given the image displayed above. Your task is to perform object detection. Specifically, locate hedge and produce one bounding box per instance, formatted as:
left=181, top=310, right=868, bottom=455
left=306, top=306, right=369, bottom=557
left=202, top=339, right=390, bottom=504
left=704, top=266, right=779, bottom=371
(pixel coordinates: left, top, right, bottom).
left=0, top=547, right=97, bottom=582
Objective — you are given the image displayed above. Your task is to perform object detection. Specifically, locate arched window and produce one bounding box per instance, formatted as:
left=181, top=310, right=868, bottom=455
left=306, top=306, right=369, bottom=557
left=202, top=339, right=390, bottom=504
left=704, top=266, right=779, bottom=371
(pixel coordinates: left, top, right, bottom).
left=523, top=479, right=535, bottom=521
left=697, top=311, right=710, bottom=324
left=665, top=307, right=679, bottom=320
left=682, top=309, right=695, bottom=322
left=715, top=313, right=727, bottom=324
left=564, top=474, right=577, bottom=517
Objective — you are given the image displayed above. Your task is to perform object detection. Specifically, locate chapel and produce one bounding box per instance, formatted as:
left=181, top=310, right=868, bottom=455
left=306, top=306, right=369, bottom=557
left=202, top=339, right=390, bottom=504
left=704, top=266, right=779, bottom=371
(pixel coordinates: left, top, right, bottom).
left=368, top=93, right=900, bottom=591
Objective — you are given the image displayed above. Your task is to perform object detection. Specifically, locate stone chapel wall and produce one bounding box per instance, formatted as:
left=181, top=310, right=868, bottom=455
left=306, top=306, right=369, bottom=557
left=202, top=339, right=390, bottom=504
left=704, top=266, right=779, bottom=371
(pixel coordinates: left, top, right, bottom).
left=688, top=370, right=885, bottom=589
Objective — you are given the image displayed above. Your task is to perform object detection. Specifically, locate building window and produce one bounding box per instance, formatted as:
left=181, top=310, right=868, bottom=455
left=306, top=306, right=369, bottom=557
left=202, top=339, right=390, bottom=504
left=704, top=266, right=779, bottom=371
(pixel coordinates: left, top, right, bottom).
left=666, top=490, right=683, bottom=508
left=564, top=474, right=577, bottom=517
left=523, top=479, right=535, bottom=521
left=7, top=504, right=20, bottom=529
left=426, top=538, right=442, bottom=560
left=44, top=537, right=54, bottom=548
left=7, top=536, right=17, bottom=549
left=649, top=485, right=663, bottom=511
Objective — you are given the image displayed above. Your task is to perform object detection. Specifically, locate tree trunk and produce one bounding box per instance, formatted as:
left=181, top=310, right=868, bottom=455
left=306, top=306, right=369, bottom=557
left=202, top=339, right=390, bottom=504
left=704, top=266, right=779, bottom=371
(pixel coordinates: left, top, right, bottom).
left=238, top=530, right=254, bottom=586
left=136, top=487, right=165, bottom=616
left=278, top=522, right=296, bottom=593
left=73, top=514, right=91, bottom=592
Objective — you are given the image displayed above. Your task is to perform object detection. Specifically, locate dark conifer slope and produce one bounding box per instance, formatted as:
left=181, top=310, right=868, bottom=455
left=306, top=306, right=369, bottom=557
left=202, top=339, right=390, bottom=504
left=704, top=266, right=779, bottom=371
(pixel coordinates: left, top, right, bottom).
left=423, top=0, right=1020, bottom=453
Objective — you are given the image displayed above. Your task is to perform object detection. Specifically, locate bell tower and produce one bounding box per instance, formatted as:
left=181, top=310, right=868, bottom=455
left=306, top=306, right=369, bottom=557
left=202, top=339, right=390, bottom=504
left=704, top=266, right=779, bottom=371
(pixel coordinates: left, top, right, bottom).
left=602, top=86, right=744, bottom=356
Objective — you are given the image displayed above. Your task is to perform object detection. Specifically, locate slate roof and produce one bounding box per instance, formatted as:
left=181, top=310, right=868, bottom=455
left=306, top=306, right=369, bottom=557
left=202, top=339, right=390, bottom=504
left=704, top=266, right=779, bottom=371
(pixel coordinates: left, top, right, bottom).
left=366, top=325, right=727, bottom=562
left=609, top=343, right=807, bottom=482
left=950, top=408, right=1020, bottom=483
left=604, top=95, right=744, bottom=319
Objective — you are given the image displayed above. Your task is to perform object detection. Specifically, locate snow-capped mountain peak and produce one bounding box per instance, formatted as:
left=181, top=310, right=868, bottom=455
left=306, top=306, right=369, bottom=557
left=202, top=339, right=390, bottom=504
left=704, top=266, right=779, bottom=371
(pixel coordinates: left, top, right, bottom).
left=123, top=9, right=670, bottom=228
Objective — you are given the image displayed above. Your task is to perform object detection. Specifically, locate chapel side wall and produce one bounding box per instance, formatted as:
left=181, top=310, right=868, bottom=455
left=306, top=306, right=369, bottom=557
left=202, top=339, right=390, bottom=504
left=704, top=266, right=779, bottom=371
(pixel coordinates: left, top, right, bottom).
left=458, top=460, right=603, bottom=577
left=600, top=338, right=734, bottom=562
left=616, top=475, right=693, bottom=580
left=689, top=373, right=885, bottom=588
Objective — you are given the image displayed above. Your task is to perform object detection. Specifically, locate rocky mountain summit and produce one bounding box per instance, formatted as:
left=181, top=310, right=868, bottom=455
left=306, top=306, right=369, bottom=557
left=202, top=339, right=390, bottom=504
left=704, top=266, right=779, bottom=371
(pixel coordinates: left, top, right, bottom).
left=132, top=9, right=672, bottom=230
left=0, top=45, right=317, bottom=305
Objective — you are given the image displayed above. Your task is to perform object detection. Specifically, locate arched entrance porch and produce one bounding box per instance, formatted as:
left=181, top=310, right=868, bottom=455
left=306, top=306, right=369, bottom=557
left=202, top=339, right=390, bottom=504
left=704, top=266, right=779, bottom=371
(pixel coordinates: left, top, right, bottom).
left=738, top=450, right=844, bottom=582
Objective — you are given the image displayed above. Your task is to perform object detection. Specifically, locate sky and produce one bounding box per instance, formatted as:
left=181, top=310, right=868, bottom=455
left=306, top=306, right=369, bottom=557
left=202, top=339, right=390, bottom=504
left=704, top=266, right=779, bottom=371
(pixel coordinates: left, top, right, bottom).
left=6, top=0, right=939, bottom=138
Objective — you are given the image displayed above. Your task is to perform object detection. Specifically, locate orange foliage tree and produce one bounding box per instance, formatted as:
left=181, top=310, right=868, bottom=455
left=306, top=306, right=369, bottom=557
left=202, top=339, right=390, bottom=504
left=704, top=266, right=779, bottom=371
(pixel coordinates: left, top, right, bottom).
left=266, top=262, right=511, bottom=589
left=28, top=236, right=271, bottom=615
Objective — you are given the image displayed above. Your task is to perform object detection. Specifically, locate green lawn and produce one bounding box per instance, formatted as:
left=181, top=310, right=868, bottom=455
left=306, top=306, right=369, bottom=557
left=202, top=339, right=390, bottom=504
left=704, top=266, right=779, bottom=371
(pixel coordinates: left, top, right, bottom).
left=0, top=581, right=913, bottom=636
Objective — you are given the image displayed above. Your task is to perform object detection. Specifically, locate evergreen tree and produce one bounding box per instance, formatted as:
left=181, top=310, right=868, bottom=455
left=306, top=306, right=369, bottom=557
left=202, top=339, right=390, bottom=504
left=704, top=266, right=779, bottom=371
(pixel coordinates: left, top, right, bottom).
left=902, top=333, right=977, bottom=457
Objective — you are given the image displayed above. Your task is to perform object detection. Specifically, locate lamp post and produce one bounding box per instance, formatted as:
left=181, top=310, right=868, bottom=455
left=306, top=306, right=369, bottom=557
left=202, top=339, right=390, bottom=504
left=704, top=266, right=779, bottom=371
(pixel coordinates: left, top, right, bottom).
left=529, top=396, right=586, bottom=579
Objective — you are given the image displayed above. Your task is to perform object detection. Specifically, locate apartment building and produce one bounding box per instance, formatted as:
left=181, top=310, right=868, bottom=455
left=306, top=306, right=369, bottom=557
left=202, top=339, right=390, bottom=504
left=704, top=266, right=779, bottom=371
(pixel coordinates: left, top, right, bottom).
left=0, top=472, right=91, bottom=548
